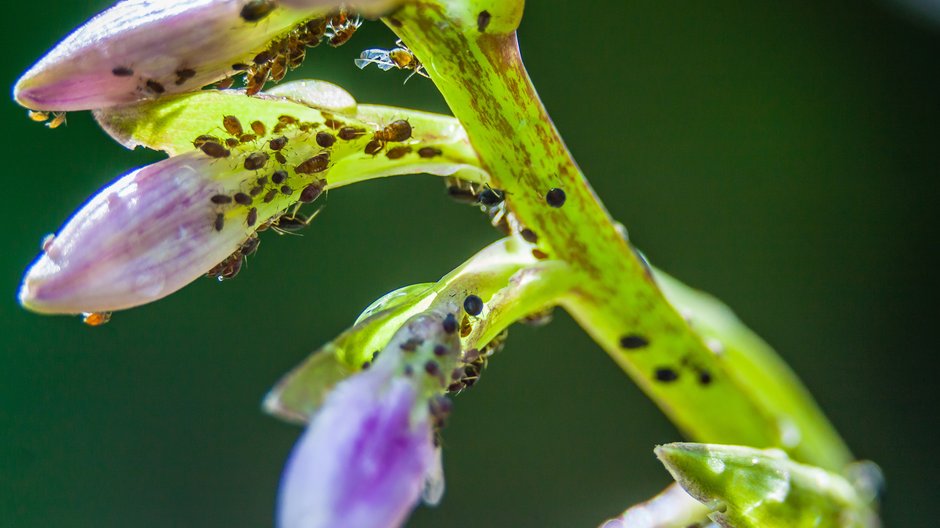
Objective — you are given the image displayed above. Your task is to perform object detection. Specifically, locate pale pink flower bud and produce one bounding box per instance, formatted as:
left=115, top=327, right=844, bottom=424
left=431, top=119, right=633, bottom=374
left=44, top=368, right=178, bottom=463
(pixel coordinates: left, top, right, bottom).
left=19, top=152, right=259, bottom=314
left=14, top=0, right=317, bottom=111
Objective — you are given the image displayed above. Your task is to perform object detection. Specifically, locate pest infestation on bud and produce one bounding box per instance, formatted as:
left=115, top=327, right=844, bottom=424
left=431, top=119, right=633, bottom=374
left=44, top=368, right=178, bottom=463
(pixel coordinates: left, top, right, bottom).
left=11, top=1, right=867, bottom=527
left=12, top=0, right=383, bottom=112
left=277, top=312, right=464, bottom=528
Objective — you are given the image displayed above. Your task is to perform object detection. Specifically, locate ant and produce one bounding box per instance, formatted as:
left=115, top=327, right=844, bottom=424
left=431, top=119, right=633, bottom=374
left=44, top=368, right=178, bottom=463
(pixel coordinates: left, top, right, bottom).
left=355, top=40, right=429, bottom=83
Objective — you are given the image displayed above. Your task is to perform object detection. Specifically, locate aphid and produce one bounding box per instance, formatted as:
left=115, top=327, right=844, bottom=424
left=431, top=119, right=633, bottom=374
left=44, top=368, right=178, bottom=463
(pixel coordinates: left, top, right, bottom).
left=478, top=188, right=504, bottom=206
left=210, top=194, right=232, bottom=204
left=338, top=126, right=366, bottom=140
left=326, top=9, right=361, bottom=47
left=545, top=187, right=566, bottom=207
left=174, top=68, right=196, bottom=85
left=246, top=207, right=258, bottom=227
left=278, top=115, right=298, bottom=125
left=269, top=136, right=288, bottom=150
left=424, top=360, right=440, bottom=376
left=240, top=235, right=260, bottom=257
left=299, top=180, right=326, bottom=203
left=463, top=294, right=484, bottom=316
left=288, top=42, right=306, bottom=68
left=28, top=110, right=49, bottom=122
left=428, top=396, right=452, bottom=427
left=444, top=178, right=479, bottom=205
left=271, top=170, right=288, bottom=184
left=145, top=79, right=165, bottom=94
left=299, top=18, right=327, bottom=46
left=193, top=135, right=221, bottom=148
left=271, top=210, right=321, bottom=234
left=263, top=188, right=279, bottom=203
left=274, top=152, right=287, bottom=164
left=215, top=77, right=235, bottom=89
left=380, top=120, right=412, bottom=142
left=477, top=10, right=492, bottom=32
left=245, top=66, right=270, bottom=95
left=253, top=50, right=274, bottom=65
left=323, top=117, right=344, bottom=130
left=364, top=139, right=384, bottom=155
left=249, top=185, right=264, bottom=197
left=355, top=40, right=430, bottom=82
left=232, top=63, right=251, bottom=71
left=112, top=66, right=134, bottom=77
left=244, top=152, right=269, bottom=170
left=386, top=146, right=412, bottom=159
left=442, top=313, right=458, bottom=334
left=200, top=141, right=230, bottom=158
left=46, top=112, right=67, bottom=129
left=418, top=146, right=442, bottom=158
left=240, top=0, right=277, bottom=22
left=316, top=132, right=336, bottom=147
left=295, top=153, right=330, bottom=174
left=82, top=312, right=112, bottom=326
left=239, top=134, right=257, bottom=143
left=519, top=228, right=538, bottom=243
left=223, top=115, right=243, bottom=137
left=214, top=213, right=225, bottom=231
left=270, top=54, right=288, bottom=82
left=280, top=185, right=293, bottom=195
left=225, top=138, right=240, bottom=148
left=248, top=120, right=266, bottom=136
left=233, top=192, right=252, bottom=205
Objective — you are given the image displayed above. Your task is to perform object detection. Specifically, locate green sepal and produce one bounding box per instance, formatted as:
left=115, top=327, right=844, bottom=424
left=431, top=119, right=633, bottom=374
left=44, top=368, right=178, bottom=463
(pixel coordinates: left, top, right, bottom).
left=657, top=443, right=880, bottom=528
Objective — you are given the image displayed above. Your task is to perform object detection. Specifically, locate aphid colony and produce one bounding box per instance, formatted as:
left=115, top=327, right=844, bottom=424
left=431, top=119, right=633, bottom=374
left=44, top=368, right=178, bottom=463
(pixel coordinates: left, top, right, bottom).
left=197, top=113, right=332, bottom=281
left=197, top=112, right=428, bottom=282
left=355, top=40, right=429, bottom=82
left=229, top=7, right=362, bottom=95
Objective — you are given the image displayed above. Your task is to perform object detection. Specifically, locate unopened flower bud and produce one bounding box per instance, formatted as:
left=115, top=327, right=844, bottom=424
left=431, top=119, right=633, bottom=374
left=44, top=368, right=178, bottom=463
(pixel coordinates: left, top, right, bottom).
left=19, top=152, right=265, bottom=314
left=14, top=0, right=319, bottom=111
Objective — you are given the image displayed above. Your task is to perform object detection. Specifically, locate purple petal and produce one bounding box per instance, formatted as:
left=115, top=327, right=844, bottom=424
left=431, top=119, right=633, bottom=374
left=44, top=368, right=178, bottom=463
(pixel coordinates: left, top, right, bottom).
left=19, top=152, right=251, bottom=314
left=14, top=0, right=314, bottom=111
left=278, top=370, right=435, bottom=528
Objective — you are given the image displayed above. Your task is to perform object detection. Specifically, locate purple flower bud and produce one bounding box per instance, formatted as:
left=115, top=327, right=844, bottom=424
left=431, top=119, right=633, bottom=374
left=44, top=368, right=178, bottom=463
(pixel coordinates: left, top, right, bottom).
left=14, top=0, right=316, bottom=111
left=278, top=363, right=436, bottom=528
left=19, top=152, right=257, bottom=314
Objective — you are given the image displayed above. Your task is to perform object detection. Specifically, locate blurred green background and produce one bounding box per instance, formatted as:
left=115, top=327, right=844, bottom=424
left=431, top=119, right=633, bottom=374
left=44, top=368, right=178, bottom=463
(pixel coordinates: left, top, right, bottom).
left=2, top=0, right=938, bottom=526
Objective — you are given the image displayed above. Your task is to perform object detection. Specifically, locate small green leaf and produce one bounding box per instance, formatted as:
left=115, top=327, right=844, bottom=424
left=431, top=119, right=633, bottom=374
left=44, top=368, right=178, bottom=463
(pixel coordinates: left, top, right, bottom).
left=656, top=443, right=879, bottom=528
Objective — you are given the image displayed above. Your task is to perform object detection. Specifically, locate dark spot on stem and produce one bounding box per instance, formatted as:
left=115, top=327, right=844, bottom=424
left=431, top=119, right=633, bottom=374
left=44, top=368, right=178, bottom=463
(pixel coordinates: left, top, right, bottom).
left=619, top=334, right=649, bottom=350
left=654, top=367, right=679, bottom=383
left=698, top=370, right=713, bottom=386
left=546, top=187, right=566, bottom=207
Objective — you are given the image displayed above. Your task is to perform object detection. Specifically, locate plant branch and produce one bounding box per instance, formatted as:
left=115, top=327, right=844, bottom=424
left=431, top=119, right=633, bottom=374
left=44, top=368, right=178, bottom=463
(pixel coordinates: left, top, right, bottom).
left=385, top=0, right=852, bottom=471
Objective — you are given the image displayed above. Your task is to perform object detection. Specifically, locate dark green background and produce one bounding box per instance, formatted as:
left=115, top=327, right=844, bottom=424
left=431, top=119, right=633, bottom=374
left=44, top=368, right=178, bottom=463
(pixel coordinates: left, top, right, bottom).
left=2, top=0, right=937, bottom=526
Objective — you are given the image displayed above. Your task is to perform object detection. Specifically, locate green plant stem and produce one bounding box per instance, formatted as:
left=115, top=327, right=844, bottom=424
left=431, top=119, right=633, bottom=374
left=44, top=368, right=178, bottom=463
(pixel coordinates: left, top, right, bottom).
left=386, top=0, right=851, bottom=471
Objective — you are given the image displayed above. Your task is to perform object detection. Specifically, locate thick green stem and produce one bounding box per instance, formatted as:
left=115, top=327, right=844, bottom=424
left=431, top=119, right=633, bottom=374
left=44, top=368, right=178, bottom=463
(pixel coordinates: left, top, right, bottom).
left=386, top=0, right=851, bottom=471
